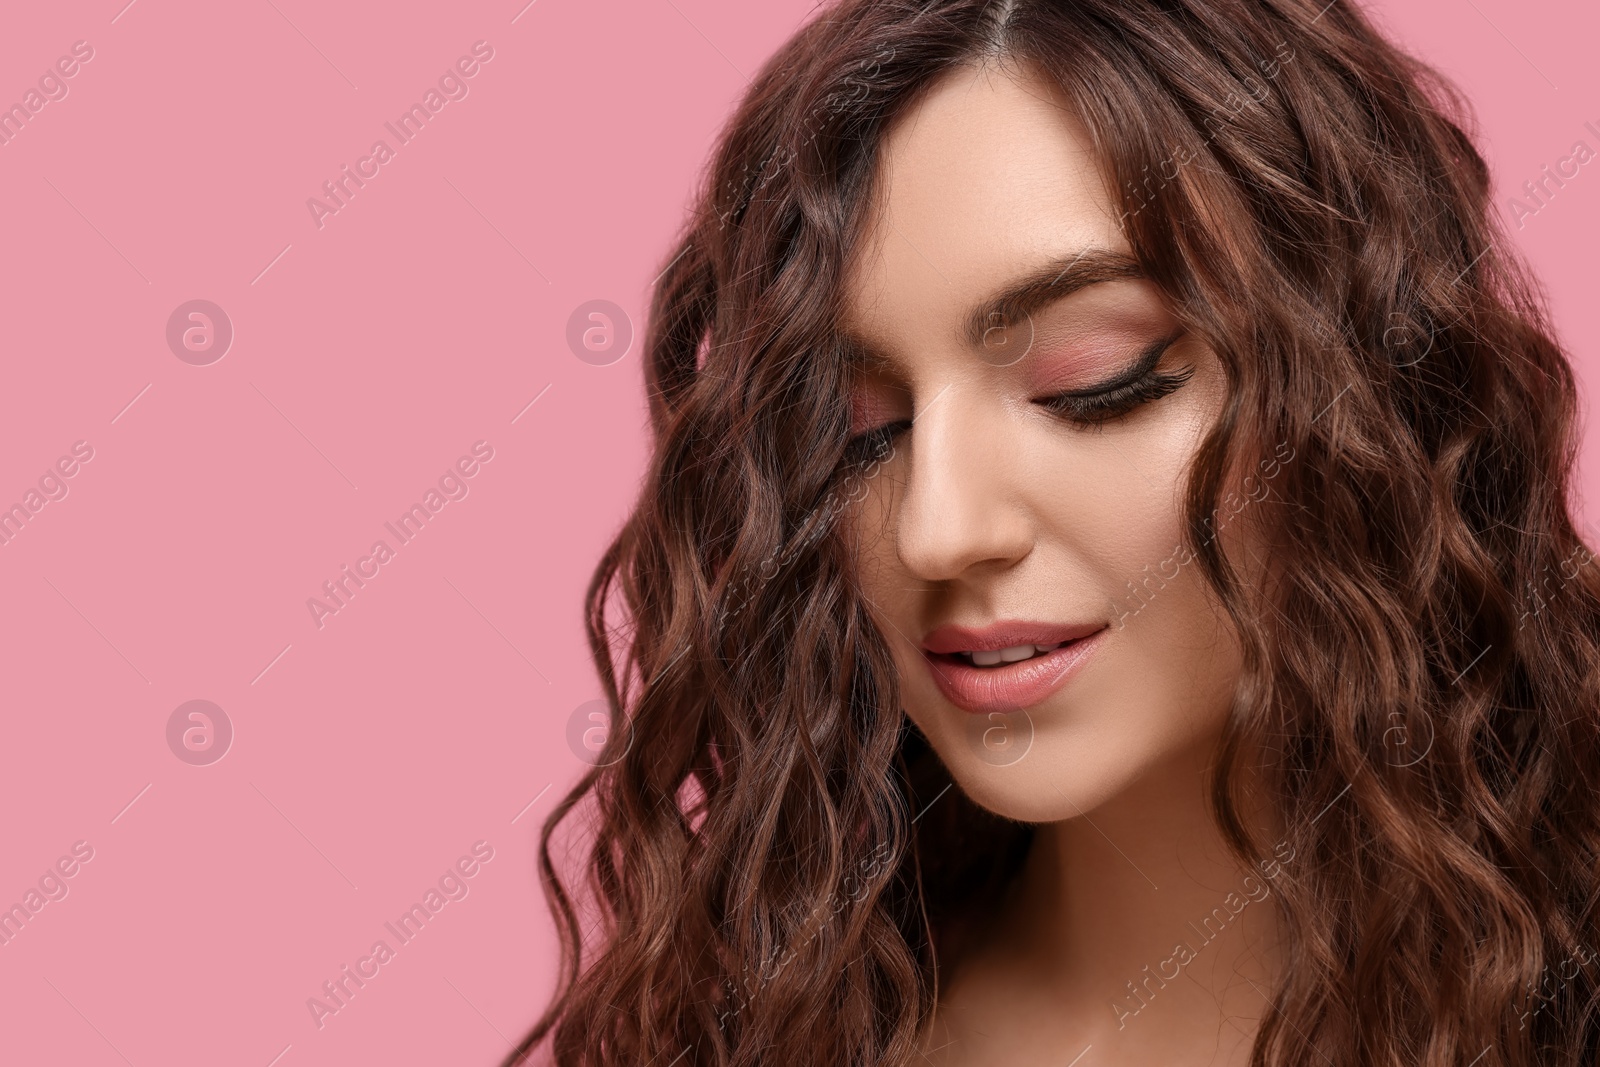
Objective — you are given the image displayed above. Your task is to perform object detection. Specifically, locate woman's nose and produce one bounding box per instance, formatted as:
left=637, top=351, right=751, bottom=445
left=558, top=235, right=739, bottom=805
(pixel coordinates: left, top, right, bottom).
left=892, top=382, right=1036, bottom=583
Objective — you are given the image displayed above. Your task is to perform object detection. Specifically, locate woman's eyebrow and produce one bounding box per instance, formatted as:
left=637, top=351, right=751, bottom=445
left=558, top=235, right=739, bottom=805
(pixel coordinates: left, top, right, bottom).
left=839, top=247, right=1146, bottom=373
left=839, top=331, right=898, bottom=374
left=960, top=247, right=1146, bottom=348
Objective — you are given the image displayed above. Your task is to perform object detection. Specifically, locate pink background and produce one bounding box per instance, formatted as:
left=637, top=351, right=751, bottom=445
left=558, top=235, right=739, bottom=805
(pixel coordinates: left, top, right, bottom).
left=0, top=1, right=1595, bottom=1064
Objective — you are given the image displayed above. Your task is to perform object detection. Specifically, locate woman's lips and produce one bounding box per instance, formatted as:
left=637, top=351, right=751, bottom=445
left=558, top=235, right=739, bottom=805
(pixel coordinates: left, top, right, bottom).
left=922, top=626, right=1109, bottom=715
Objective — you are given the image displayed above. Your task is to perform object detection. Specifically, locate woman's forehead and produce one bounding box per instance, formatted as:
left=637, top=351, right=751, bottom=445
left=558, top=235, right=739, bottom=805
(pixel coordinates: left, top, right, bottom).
left=838, top=61, right=1129, bottom=359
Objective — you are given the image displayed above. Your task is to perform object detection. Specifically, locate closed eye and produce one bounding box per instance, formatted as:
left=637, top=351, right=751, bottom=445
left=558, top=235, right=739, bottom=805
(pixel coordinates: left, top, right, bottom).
left=843, top=419, right=909, bottom=467
left=841, top=331, right=1193, bottom=455
left=1035, top=332, right=1193, bottom=429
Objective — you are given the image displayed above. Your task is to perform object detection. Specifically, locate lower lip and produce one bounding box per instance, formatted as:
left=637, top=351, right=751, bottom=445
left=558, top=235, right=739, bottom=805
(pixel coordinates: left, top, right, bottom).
left=922, top=627, right=1109, bottom=715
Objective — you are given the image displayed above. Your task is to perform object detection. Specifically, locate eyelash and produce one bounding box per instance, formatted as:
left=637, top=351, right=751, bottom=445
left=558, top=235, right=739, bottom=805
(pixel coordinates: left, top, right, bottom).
left=1038, top=335, right=1194, bottom=429
left=842, top=334, right=1193, bottom=456
left=844, top=421, right=904, bottom=467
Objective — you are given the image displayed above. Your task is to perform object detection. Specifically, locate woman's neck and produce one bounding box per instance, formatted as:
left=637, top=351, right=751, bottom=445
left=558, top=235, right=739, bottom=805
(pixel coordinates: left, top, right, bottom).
left=926, top=740, right=1286, bottom=1067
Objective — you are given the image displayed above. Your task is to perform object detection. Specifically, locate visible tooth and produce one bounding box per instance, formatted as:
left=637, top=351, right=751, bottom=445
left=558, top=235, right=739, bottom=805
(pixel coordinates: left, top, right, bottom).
left=970, top=649, right=1004, bottom=666
left=998, top=644, right=1036, bottom=663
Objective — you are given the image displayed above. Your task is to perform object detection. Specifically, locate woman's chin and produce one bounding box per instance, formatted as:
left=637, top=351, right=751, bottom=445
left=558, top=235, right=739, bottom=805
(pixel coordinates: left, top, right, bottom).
left=938, top=747, right=1144, bottom=825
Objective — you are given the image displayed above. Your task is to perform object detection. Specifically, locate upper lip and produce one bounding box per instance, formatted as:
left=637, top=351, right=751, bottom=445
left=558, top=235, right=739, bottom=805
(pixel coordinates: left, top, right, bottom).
left=921, top=619, right=1108, bottom=655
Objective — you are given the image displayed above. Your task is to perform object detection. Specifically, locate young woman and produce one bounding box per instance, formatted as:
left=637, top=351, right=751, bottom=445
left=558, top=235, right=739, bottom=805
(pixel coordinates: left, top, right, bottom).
left=505, top=1, right=1600, bottom=1064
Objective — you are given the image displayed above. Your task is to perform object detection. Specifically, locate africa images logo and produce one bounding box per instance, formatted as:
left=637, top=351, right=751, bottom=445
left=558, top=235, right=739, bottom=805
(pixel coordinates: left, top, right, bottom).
left=306, top=441, right=495, bottom=629
left=306, top=41, right=495, bottom=229
left=305, top=841, right=495, bottom=1029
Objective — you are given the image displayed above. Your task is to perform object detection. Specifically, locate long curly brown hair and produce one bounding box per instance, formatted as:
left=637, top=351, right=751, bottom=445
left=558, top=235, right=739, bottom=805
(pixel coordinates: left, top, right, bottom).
left=502, top=1, right=1600, bottom=1064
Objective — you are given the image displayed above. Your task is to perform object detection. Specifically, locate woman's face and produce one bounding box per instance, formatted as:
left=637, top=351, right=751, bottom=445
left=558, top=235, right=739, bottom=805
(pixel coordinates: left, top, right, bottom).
left=841, top=59, right=1253, bottom=822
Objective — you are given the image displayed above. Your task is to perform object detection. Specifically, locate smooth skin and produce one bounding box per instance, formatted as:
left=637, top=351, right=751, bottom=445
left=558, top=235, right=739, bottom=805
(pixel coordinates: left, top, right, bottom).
left=841, top=58, right=1284, bottom=1067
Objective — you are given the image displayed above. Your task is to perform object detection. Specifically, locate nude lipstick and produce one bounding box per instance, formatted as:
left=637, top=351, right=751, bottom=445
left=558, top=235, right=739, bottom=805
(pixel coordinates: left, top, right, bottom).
left=920, top=619, right=1109, bottom=715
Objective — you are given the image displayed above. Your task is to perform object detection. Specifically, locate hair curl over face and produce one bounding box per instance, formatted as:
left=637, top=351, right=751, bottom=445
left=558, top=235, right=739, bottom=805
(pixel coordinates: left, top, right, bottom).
left=503, top=2, right=1600, bottom=1064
